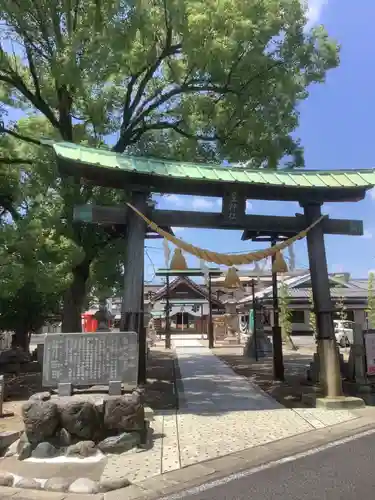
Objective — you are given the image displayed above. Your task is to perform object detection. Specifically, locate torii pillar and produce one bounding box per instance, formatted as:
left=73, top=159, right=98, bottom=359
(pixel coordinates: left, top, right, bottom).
left=302, top=203, right=364, bottom=408
left=302, top=202, right=343, bottom=398
left=120, top=192, right=148, bottom=385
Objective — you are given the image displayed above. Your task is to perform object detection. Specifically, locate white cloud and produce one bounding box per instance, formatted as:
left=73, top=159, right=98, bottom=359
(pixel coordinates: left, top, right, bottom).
left=165, top=194, right=183, bottom=206
left=172, top=227, right=184, bottom=233
left=369, top=188, right=375, bottom=200
left=246, top=200, right=252, bottom=212
left=363, top=229, right=373, bottom=239
left=304, top=0, right=328, bottom=28
left=191, top=197, right=215, bottom=210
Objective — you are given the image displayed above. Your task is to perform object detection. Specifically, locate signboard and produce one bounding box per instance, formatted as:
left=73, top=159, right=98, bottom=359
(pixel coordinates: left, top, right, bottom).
left=42, top=331, right=138, bottom=390
left=365, top=331, right=375, bottom=375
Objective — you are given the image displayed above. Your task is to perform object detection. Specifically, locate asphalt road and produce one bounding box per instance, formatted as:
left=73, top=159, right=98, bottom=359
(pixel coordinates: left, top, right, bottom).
left=176, top=431, right=375, bottom=500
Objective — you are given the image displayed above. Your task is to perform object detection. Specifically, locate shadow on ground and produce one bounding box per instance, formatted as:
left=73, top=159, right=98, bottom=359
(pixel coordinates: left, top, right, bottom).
left=213, top=350, right=317, bottom=410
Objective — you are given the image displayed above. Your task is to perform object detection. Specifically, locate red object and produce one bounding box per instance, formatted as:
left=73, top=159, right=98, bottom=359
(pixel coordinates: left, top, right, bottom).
left=81, top=313, right=98, bottom=332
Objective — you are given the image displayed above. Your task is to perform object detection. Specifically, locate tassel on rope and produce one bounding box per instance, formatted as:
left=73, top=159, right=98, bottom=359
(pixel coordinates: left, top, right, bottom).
left=272, top=251, right=288, bottom=273
left=170, top=248, right=188, bottom=270
left=223, top=267, right=242, bottom=289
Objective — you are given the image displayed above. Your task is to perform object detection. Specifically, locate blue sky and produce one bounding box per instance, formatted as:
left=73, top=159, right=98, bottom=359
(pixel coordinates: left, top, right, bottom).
left=145, top=0, right=375, bottom=282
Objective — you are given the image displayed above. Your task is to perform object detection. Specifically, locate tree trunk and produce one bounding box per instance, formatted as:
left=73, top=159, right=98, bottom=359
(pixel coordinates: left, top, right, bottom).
left=11, top=327, right=30, bottom=352
left=61, top=258, right=91, bottom=333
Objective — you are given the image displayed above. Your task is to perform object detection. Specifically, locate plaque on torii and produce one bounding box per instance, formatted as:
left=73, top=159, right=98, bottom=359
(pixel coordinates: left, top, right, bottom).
left=222, top=191, right=246, bottom=225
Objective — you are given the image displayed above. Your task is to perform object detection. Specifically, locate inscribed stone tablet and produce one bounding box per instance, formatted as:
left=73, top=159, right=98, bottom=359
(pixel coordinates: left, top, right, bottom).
left=42, top=331, right=138, bottom=390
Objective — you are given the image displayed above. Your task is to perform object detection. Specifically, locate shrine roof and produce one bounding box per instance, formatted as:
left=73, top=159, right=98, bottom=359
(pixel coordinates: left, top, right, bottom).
left=51, top=142, right=375, bottom=202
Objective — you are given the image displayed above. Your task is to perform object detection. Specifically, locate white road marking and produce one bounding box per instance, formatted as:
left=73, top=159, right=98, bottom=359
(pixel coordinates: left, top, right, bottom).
left=157, top=427, right=375, bottom=500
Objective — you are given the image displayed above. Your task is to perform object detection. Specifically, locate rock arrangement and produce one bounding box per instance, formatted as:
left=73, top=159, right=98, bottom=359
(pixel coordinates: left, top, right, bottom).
left=8, top=388, right=148, bottom=461
left=0, top=471, right=131, bottom=494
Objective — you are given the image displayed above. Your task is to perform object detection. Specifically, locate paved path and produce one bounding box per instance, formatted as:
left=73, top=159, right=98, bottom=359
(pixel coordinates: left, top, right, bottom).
left=173, top=337, right=280, bottom=412
left=172, top=336, right=359, bottom=468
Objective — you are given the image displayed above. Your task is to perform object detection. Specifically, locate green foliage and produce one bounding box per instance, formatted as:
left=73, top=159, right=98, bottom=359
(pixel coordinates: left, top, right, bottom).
left=0, top=195, right=82, bottom=340
left=0, top=0, right=339, bottom=165
left=279, top=280, right=297, bottom=350
left=367, top=272, right=375, bottom=328
left=0, top=0, right=340, bottom=333
left=307, top=288, right=317, bottom=337
left=279, top=281, right=292, bottom=337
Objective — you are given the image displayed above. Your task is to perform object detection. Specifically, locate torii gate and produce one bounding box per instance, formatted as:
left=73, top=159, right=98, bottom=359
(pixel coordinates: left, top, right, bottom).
left=51, top=141, right=375, bottom=403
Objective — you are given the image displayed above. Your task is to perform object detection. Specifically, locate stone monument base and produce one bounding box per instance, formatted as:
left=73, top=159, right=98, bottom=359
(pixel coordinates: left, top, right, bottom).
left=301, top=393, right=365, bottom=409
left=243, top=331, right=272, bottom=359
left=223, top=336, right=239, bottom=345
left=11, top=389, right=150, bottom=461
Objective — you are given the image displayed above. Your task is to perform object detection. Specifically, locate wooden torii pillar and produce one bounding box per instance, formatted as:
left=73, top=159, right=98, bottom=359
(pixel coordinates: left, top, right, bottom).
left=302, top=202, right=343, bottom=398
left=120, top=191, right=148, bottom=385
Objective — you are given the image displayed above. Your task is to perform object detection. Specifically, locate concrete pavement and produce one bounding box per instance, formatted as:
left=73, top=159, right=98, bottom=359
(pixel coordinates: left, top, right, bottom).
left=171, top=336, right=359, bottom=469
left=177, top=424, right=375, bottom=500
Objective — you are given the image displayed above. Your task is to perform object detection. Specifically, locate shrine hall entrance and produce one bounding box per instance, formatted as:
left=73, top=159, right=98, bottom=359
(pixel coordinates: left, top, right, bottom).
left=175, top=311, right=189, bottom=330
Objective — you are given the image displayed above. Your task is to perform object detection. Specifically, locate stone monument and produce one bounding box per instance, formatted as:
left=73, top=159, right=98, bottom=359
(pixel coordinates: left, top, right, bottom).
left=42, top=331, right=138, bottom=396
left=6, top=329, right=152, bottom=464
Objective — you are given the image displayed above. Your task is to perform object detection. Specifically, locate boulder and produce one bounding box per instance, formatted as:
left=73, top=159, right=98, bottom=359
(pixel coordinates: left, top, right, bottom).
left=44, top=477, right=72, bottom=492
left=29, top=392, right=51, bottom=402
left=5, top=438, right=19, bottom=457
left=131, top=387, right=145, bottom=405
left=0, top=430, right=21, bottom=452
left=68, top=477, right=99, bottom=494
left=59, top=401, right=102, bottom=441
left=0, top=472, right=14, bottom=487
left=16, top=478, right=42, bottom=490
left=97, top=432, right=140, bottom=454
left=57, top=427, right=72, bottom=447
left=99, top=476, right=131, bottom=492
left=65, top=441, right=96, bottom=458
left=22, top=400, right=59, bottom=444
left=17, top=433, right=32, bottom=460
left=103, top=395, right=145, bottom=433
left=31, top=442, right=59, bottom=459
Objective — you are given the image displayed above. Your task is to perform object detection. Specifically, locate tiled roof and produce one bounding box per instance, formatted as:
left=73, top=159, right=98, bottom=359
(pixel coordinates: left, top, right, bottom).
left=152, top=276, right=222, bottom=305
left=238, top=272, right=369, bottom=304
left=52, top=142, right=375, bottom=190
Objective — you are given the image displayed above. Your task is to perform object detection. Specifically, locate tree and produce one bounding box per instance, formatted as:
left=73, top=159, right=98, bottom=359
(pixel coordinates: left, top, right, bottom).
left=367, top=272, right=375, bottom=329
left=307, top=288, right=317, bottom=341
left=0, top=195, right=82, bottom=350
left=0, top=0, right=340, bottom=331
left=279, top=280, right=297, bottom=350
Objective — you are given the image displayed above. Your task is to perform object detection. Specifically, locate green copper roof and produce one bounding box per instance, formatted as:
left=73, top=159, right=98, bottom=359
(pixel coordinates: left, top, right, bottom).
left=52, top=142, right=375, bottom=190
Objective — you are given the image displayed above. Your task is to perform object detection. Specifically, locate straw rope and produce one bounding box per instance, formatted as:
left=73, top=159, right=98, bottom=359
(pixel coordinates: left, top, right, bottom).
left=127, top=203, right=325, bottom=266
